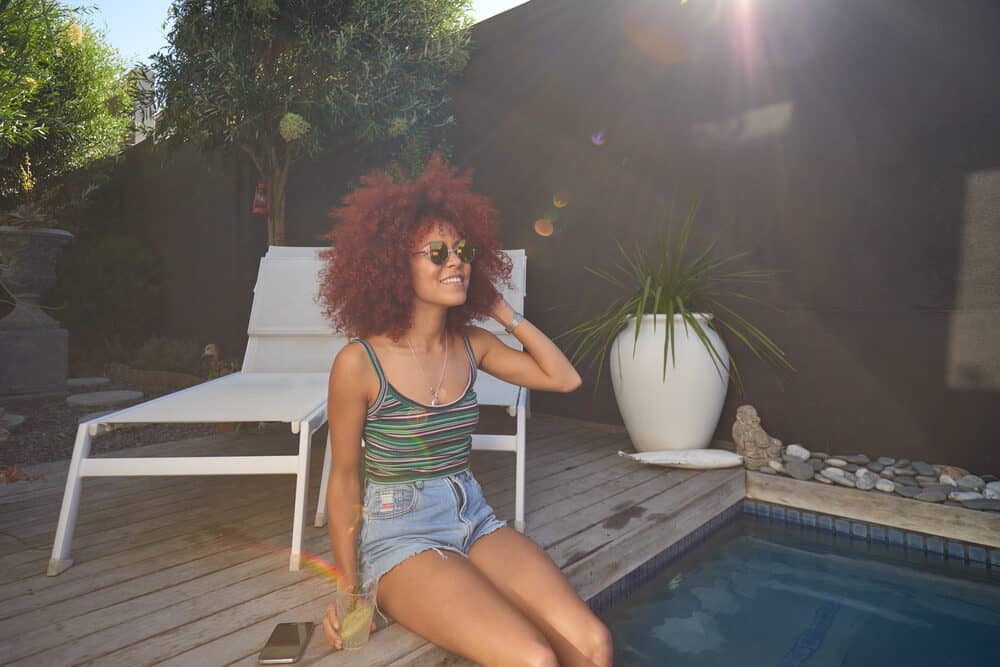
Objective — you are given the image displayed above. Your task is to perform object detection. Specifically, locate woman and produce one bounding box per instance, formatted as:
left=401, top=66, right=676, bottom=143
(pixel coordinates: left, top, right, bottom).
left=318, top=155, right=613, bottom=666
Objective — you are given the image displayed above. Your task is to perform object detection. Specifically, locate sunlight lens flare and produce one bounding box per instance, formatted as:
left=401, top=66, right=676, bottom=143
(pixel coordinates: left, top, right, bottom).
left=553, top=192, right=569, bottom=208
left=534, top=218, right=554, bottom=237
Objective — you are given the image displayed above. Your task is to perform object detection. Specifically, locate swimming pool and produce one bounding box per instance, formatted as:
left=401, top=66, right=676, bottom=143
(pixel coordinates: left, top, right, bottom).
left=601, top=514, right=1000, bottom=665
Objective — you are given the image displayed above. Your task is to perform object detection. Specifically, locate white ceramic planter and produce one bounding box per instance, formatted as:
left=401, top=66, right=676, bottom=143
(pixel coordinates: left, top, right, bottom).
left=610, top=313, right=730, bottom=451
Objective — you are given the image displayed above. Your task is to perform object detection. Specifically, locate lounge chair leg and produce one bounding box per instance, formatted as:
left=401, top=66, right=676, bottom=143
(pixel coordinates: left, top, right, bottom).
left=289, top=425, right=312, bottom=571
left=48, top=424, right=92, bottom=576
left=314, top=432, right=332, bottom=527
left=514, top=406, right=526, bottom=534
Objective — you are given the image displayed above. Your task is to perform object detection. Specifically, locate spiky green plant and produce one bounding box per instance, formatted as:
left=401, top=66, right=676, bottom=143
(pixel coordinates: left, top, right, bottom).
left=559, top=203, right=794, bottom=394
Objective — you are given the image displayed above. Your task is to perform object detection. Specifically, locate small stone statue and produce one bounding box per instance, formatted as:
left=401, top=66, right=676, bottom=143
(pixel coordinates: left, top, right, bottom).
left=732, top=405, right=781, bottom=470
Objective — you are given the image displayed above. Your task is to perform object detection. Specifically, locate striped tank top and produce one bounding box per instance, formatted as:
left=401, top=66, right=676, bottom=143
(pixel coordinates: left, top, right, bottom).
left=353, top=336, right=478, bottom=483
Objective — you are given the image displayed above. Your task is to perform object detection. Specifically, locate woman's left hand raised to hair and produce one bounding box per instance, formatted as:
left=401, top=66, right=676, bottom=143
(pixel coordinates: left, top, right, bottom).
left=489, top=295, right=516, bottom=329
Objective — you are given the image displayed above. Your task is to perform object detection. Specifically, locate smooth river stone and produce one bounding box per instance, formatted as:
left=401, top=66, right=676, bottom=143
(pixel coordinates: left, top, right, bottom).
left=957, top=475, right=985, bottom=492
left=916, top=489, right=948, bottom=503
left=875, top=478, right=895, bottom=493
left=785, top=460, right=815, bottom=481
left=895, top=485, right=922, bottom=499
left=877, top=457, right=895, bottom=466
left=960, top=498, right=1000, bottom=512
left=912, top=461, right=936, bottom=476
left=984, top=481, right=1000, bottom=500
left=784, top=444, right=811, bottom=461
left=845, top=454, right=871, bottom=465
left=893, top=467, right=917, bottom=477
left=855, top=469, right=878, bottom=491
left=808, top=458, right=825, bottom=471
left=814, top=473, right=834, bottom=484
left=948, top=491, right=983, bottom=502
left=825, top=458, right=847, bottom=468
left=867, top=462, right=884, bottom=473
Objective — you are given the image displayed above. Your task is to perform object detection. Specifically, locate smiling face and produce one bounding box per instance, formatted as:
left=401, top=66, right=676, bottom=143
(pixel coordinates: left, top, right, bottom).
left=409, top=222, right=473, bottom=309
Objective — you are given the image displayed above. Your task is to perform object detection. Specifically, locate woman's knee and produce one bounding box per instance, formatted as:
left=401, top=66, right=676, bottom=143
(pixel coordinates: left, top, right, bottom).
left=514, top=641, right=559, bottom=667
left=581, top=618, right=614, bottom=665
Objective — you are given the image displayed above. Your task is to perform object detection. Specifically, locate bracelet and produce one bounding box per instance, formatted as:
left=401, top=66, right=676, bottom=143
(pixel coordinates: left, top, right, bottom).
left=504, top=312, right=524, bottom=334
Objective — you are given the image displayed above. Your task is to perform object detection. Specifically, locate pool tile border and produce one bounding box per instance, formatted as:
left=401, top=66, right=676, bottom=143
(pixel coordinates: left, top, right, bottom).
left=586, top=501, right=743, bottom=615
left=745, top=499, right=1000, bottom=569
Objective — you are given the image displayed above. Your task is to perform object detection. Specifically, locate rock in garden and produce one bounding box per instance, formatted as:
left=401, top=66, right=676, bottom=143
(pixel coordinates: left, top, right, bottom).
left=877, top=457, right=895, bottom=466
left=912, top=461, right=935, bottom=476
left=897, top=458, right=910, bottom=467
left=916, top=489, right=948, bottom=503
left=814, top=473, right=833, bottom=484
left=960, top=498, right=1000, bottom=512
left=984, top=481, right=1000, bottom=499
left=843, top=463, right=859, bottom=472
left=809, top=458, right=825, bottom=471
left=1, top=412, right=26, bottom=430
left=67, top=377, right=111, bottom=389
left=916, top=476, right=938, bottom=486
left=867, top=462, right=884, bottom=472
left=845, top=454, right=870, bottom=465
left=939, top=474, right=957, bottom=486
left=893, top=467, right=916, bottom=477
left=821, top=467, right=856, bottom=488
left=826, top=458, right=847, bottom=468
left=895, top=485, right=922, bottom=499
left=66, top=390, right=143, bottom=408
left=784, top=444, right=810, bottom=461
left=940, top=465, right=967, bottom=480
left=757, top=465, right=777, bottom=475
left=920, top=484, right=956, bottom=495
left=875, top=478, right=895, bottom=493
left=957, top=475, right=985, bottom=492
left=881, top=469, right=895, bottom=478
left=785, top=460, right=815, bottom=481
left=812, top=452, right=829, bottom=460
left=768, top=459, right=784, bottom=473
left=855, top=469, right=878, bottom=491
left=948, top=491, right=983, bottom=502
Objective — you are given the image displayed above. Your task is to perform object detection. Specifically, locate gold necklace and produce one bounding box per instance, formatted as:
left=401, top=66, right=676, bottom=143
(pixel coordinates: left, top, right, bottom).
left=405, top=332, right=449, bottom=406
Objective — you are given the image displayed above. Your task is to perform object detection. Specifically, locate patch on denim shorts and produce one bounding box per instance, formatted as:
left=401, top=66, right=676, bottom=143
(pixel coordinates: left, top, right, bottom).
left=380, top=490, right=396, bottom=513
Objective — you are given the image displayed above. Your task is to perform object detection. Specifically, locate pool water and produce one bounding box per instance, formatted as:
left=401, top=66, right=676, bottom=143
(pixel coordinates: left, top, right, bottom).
left=601, top=516, right=1000, bottom=666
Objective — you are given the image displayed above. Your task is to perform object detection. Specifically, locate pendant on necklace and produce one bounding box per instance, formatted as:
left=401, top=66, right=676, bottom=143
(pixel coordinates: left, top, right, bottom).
left=431, top=398, right=439, bottom=407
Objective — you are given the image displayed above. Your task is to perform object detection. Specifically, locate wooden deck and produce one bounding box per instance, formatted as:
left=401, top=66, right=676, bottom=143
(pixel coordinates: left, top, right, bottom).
left=0, top=415, right=744, bottom=666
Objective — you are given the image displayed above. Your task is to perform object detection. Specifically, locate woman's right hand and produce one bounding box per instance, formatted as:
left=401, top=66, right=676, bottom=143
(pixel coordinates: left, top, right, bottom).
left=322, top=601, right=343, bottom=650
left=322, top=600, right=377, bottom=650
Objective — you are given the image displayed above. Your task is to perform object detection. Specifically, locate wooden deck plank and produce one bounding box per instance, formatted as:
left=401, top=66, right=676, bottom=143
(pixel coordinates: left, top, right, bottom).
left=0, top=415, right=743, bottom=667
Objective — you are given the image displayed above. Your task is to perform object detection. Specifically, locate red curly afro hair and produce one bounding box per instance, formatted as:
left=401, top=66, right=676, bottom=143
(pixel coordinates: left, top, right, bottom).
left=318, top=154, right=512, bottom=340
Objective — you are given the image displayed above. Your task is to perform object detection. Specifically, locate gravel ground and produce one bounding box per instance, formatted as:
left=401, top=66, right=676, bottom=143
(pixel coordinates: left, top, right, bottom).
left=0, top=382, right=218, bottom=467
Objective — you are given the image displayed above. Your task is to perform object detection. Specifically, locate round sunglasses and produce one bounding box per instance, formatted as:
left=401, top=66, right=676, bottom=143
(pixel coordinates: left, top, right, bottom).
left=411, top=239, right=477, bottom=266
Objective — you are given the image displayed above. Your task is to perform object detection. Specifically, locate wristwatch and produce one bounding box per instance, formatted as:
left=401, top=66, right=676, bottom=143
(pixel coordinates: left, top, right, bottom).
left=504, top=312, right=524, bottom=334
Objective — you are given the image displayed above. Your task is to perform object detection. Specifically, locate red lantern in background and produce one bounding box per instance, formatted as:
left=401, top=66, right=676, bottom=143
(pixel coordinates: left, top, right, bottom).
left=252, top=182, right=270, bottom=215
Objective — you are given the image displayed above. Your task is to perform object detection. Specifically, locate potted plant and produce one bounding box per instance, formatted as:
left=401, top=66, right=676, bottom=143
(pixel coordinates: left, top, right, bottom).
left=560, top=203, right=793, bottom=452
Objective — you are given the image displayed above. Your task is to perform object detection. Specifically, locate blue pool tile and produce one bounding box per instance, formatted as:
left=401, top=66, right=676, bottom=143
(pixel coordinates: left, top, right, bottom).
left=757, top=503, right=771, bottom=518
left=802, top=512, right=817, bottom=527
left=817, top=515, right=833, bottom=531
left=772, top=505, right=786, bottom=521
left=787, top=509, right=801, bottom=524
left=947, top=541, right=966, bottom=560
left=850, top=522, right=868, bottom=540
left=834, top=518, right=851, bottom=535
left=888, top=528, right=905, bottom=546
left=870, top=525, right=887, bottom=543
left=743, top=500, right=757, bottom=514
left=991, top=549, right=1000, bottom=569
left=925, top=536, right=945, bottom=555
left=906, top=533, right=925, bottom=551
left=968, top=546, right=987, bottom=564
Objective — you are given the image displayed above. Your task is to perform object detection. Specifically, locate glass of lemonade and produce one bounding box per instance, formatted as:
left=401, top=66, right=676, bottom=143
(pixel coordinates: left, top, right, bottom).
left=335, top=579, right=378, bottom=650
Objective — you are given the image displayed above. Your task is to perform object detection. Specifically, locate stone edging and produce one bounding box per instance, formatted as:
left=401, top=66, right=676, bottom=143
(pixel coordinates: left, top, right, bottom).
left=747, top=471, right=1000, bottom=549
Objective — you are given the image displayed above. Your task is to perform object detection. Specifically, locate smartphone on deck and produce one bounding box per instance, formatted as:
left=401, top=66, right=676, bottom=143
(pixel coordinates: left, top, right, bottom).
left=258, top=622, right=315, bottom=664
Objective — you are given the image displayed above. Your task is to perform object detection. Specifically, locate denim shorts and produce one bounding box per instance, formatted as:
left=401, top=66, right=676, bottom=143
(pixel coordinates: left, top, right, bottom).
left=358, top=469, right=507, bottom=588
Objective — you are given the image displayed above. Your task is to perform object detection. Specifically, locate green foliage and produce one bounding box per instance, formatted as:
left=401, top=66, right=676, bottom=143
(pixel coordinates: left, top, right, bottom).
left=48, top=233, right=164, bottom=354
left=0, top=1, right=135, bottom=197
left=558, top=203, right=794, bottom=394
left=132, top=336, right=204, bottom=374
left=150, top=0, right=473, bottom=243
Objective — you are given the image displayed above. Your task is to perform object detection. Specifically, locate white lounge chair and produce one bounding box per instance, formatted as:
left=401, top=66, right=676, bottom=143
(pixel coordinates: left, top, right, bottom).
left=48, top=251, right=347, bottom=575
left=313, top=249, right=531, bottom=532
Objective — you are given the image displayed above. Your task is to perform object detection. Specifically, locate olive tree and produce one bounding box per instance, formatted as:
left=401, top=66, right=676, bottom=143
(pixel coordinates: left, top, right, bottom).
left=151, top=0, right=474, bottom=245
